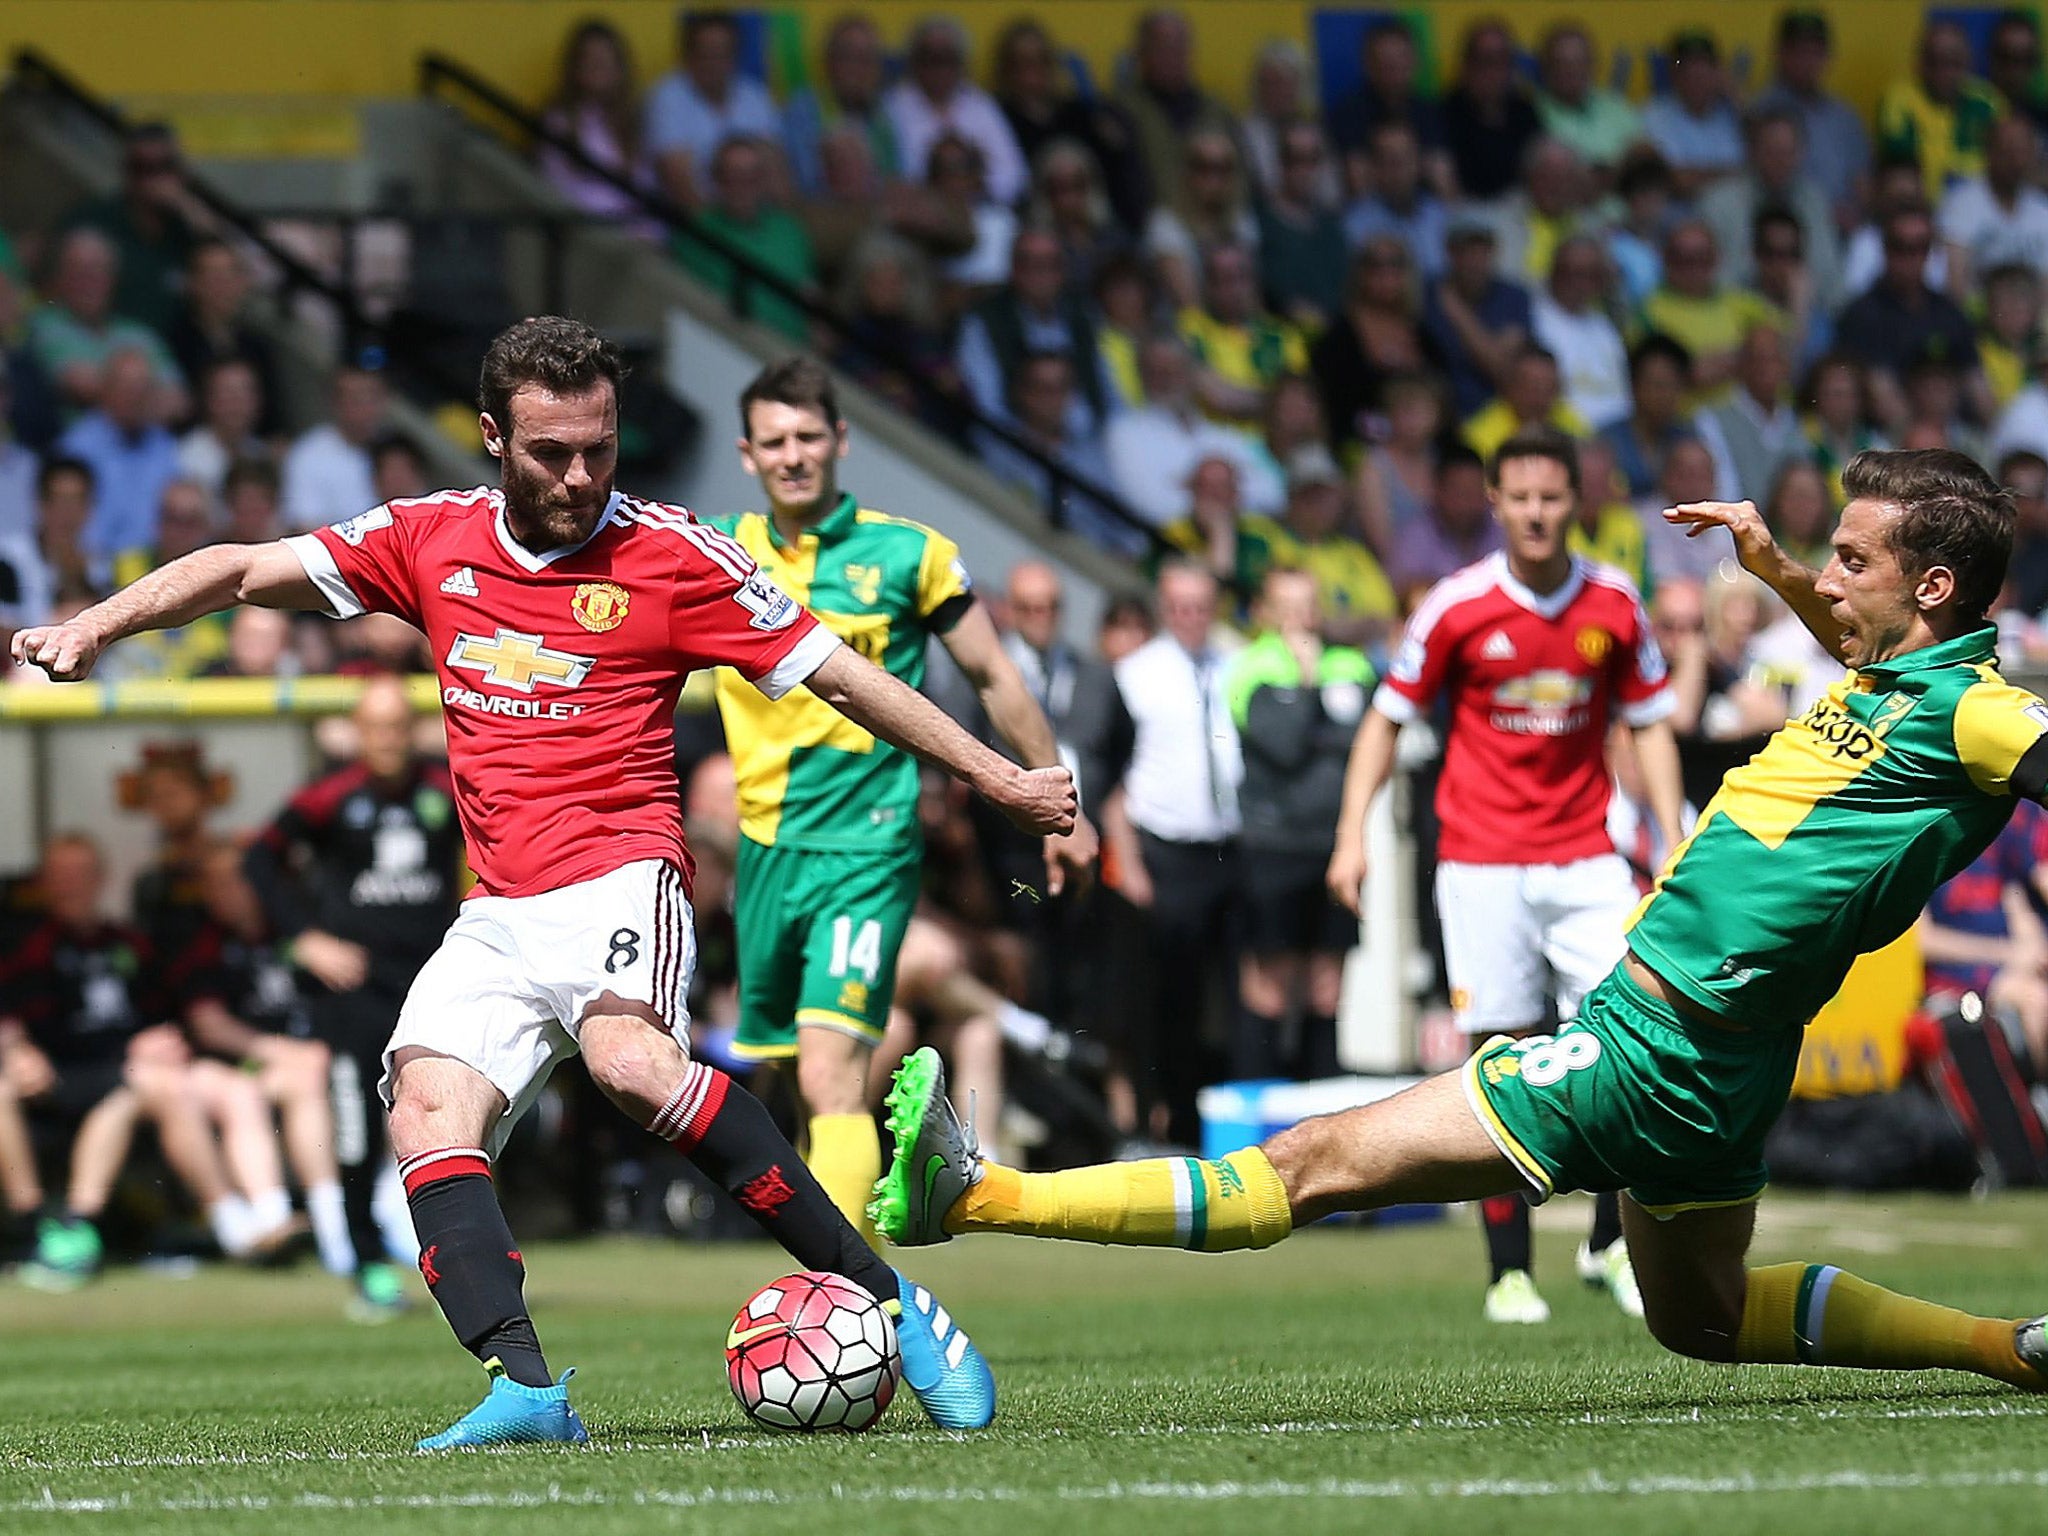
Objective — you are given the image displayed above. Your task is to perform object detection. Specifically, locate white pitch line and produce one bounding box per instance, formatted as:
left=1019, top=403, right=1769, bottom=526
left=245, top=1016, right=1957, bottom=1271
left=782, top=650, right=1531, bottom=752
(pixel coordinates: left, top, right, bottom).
left=3, top=1397, right=2043, bottom=1475
left=9, top=1467, right=2048, bottom=1516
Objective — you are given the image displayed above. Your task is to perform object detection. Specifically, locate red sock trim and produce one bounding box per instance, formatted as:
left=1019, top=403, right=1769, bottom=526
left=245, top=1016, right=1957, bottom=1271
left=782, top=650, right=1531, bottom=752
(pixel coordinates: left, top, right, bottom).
left=1481, top=1195, right=1523, bottom=1226
left=400, top=1147, right=491, bottom=1197
left=650, top=1062, right=731, bottom=1153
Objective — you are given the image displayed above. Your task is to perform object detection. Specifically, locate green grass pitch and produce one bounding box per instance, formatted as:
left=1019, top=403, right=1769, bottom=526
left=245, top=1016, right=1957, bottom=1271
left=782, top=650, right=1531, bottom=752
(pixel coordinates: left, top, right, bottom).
left=2, top=1191, right=2044, bottom=1534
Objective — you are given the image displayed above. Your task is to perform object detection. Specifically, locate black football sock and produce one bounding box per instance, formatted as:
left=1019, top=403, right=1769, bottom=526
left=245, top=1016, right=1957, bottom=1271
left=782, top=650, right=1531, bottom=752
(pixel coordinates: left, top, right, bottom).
left=400, top=1149, right=551, bottom=1388
left=1298, top=1011, right=1341, bottom=1080
left=1232, top=1005, right=1282, bottom=1080
left=1588, top=1190, right=1624, bottom=1255
left=653, top=1063, right=897, bottom=1303
left=1480, top=1193, right=1533, bottom=1281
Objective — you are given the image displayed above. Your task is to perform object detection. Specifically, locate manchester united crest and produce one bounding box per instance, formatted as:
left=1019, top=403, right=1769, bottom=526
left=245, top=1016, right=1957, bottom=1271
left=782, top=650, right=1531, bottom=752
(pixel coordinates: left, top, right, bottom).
left=571, top=581, right=631, bottom=633
left=1575, top=626, right=1612, bottom=664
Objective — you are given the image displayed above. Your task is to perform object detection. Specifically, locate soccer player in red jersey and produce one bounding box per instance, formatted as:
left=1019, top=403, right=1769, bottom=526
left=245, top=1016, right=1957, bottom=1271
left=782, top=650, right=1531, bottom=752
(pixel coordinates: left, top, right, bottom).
left=1325, top=427, right=1685, bottom=1324
left=12, top=317, right=1073, bottom=1445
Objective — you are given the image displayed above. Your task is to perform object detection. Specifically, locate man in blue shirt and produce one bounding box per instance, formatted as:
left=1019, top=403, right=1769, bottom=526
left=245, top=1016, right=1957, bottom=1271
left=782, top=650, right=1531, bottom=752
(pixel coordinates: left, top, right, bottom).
left=643, top=8, right=783, bottom=208
left=1422, top=215, right=1532, bottom=417
left=55, top=348, right=178, bottom=565
left=1751, top=11, right=1871, bottom=233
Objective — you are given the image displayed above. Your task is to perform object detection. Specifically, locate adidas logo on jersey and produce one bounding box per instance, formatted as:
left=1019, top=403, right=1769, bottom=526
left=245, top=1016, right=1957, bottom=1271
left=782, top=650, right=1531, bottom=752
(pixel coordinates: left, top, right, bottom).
left=440, top=567, right=480, bottom=597
left=1482, top=631, right=1516, bottom=661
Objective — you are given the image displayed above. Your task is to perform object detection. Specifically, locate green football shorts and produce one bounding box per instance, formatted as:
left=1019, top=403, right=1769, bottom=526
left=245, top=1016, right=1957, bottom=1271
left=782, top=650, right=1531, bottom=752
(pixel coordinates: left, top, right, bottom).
left=731, top=838, right=922, bottom=1060
left=1462, top=960, right=1804, bottom=1216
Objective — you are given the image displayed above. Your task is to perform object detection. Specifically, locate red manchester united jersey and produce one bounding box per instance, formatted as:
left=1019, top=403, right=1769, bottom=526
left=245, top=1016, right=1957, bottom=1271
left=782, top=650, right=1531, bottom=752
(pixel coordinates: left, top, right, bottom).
left=1374, top=553, right=1671, bottom=865
left=285, top=488, right=839, bottom=899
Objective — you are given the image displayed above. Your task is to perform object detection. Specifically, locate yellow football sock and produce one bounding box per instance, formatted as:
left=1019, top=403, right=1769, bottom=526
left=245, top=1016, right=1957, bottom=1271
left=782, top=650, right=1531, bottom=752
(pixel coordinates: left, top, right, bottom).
left=1738, top=1262, right=2040, bottom=1387
left=949, top=1147, right=1293, bottom=1252
left=806, top=1113, right=881, bottom=1243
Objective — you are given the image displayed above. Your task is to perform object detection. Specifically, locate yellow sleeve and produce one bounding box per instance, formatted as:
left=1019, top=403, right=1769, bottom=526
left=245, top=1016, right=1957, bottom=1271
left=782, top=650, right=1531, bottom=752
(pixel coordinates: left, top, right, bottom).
left=915, top=526, right=972, bottom=621
left=1281, top=325, right=1309, bottom=374
left=1953, top=679, right=2048, bottom=797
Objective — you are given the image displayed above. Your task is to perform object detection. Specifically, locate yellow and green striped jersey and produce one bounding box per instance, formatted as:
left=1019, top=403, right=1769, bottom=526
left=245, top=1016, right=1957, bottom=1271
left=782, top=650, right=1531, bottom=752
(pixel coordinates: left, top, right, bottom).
left=1628, top=626, right=2048, bottom=1030
left=706, top=493, right=973, bottom=850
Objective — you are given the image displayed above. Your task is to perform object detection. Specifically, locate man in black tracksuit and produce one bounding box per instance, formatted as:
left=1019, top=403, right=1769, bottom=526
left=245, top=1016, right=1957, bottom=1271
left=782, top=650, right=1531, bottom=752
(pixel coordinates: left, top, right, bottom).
left=1222, top=567, right=1374, bottom=1080
left=244, top=677, right=461, bottom=1310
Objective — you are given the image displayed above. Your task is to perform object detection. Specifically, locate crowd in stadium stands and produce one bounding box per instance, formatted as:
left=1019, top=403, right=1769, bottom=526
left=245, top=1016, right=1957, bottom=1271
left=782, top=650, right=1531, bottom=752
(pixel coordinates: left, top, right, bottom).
left=17, top=6, right=2048, bottom=1272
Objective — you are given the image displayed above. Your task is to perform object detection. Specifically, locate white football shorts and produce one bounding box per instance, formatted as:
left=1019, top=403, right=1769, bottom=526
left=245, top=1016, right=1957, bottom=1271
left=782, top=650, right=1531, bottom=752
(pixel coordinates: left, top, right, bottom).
left=380, top=858, right=696, bottom=1155
left=1435, top=854, right=1638, bottom=1035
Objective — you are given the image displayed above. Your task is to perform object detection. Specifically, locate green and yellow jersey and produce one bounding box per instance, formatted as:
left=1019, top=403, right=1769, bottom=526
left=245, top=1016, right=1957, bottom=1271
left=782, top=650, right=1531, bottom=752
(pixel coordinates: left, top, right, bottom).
left=706, top=493, right=973, bottom=851
left=1627, top=626, right=2048, bottom=1030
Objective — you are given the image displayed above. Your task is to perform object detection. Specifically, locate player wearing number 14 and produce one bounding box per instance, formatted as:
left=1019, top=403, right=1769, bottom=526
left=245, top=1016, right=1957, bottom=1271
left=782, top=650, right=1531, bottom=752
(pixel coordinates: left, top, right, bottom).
left=705, top=358, right=1096, bottom=1245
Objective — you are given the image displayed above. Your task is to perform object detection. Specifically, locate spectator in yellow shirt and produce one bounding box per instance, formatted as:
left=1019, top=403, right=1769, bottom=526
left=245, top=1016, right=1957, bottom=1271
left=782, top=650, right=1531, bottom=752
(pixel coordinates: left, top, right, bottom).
left=1877, top=19, right=2004, bottom=196
left=1178, top=242, right=1309, bottom=432
left=1567, top=433, right=1651, bottom=597
left=1636, top=219, right=1785, bottom=405
left=1462, top=345, right=1591, bottom=460
left=1238, top=446, right=1394, bottom=648
left=1978, top=263, right=2041, bottom=412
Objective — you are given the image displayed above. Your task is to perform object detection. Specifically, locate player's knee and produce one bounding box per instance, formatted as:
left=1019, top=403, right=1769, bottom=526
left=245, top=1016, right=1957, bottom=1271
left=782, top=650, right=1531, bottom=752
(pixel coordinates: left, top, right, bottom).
left=582, top=1015, right=686, bottom=1111
left=1641, top=1297, right=1740, bottom=1363
left=895, top=918, right=958, bottom=996
left=795, top=1042, right=867, bottom=1116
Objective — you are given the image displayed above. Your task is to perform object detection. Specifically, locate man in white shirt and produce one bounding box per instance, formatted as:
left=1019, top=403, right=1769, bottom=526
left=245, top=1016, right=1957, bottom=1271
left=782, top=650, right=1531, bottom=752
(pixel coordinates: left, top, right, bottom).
left=1105, top=335, right=1260, bottom=528
left=1530, top=235, right=1630, bottom=430
left=1110, top=560, right=1243, bottom=1145
left=885, top=18, right=1028, bottom=207
left=1938, top=114, right=2048, bottom=294
left=643, top=8, right=784, bottom=208
left=279, top=366, right=383, bottom=533
left=1695, top=325, right=1803, bottom=505
left=1697, top=105, right=1844, bottom=308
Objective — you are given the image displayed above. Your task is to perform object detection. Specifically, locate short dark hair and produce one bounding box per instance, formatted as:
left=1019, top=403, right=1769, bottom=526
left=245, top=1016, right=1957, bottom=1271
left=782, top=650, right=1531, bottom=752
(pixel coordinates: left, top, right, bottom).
left=1488, top=426, right=1580, bottom=492
left=681, top=8, right=741, bottom=49
left=371, top=432, right=425, bottom=471
left=1629, top=331, right=1694, bottom=380
left=1616, top=148, right=1674, bottom=200
left=1778, top=10, right=1830, bottom=47
left=478, top=316, right=624, bottom=434
left=223, top=456, right=281, bottom=498
left=1436, top=444, right=1486, bottom=480
left=739, top=354, right=841, bottom=437
left=1997, top=447, right=2048, bottom=482
left=37, top=455, right=94, bottom=499
left=1841, top=448, right=2013, bottom=623
left=1752, top=203, right=1803, bottom=254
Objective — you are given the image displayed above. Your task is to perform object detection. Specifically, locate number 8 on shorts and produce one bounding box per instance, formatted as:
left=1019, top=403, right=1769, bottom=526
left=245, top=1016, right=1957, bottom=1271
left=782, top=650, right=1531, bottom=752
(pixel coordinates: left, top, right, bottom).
left=1508, top=1028, right=1604, bottom=1088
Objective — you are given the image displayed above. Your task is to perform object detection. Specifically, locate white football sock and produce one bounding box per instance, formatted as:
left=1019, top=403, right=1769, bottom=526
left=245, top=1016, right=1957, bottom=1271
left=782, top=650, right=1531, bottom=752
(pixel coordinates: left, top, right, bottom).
left=305, top=1181, right=355, bottom=1276
left=208, top=1195, right=254, bottom=1257
left=996, top=1001, right=1052, bottom=1052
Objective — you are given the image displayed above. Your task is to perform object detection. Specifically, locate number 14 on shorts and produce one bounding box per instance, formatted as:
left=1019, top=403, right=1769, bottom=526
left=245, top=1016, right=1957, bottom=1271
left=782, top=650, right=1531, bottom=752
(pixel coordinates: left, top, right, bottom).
left=828, top=916, right=883, bottom=981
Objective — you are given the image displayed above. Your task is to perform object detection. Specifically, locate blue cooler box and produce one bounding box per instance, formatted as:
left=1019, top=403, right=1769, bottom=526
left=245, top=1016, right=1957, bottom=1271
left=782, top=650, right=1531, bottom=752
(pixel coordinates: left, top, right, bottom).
left=1197, top=1077, right=1445, bottom=1227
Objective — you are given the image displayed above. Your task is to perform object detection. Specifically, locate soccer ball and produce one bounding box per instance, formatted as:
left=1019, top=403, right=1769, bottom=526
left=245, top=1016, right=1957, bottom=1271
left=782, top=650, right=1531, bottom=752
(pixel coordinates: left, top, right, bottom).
left=726, top=1270, right=901, bottom=1431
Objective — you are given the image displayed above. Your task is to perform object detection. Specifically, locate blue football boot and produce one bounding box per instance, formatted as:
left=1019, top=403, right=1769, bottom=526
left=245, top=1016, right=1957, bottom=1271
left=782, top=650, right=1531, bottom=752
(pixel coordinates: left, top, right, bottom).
left=414, top=1360, right=588, bottom=1451
left=888, top=1272, right=997, bottom=1430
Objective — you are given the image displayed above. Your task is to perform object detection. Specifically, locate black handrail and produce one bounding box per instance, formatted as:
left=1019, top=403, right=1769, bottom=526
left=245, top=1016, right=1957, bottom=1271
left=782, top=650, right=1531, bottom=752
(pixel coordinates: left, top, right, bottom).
left=416, top=51, right=1168, bottom=558
left=10, top=47, right=394, bottom=367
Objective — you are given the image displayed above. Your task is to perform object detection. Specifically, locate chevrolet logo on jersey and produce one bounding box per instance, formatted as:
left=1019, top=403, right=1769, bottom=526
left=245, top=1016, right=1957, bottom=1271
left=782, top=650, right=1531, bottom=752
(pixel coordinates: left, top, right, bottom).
left=445, top=628, right=596, bottom=693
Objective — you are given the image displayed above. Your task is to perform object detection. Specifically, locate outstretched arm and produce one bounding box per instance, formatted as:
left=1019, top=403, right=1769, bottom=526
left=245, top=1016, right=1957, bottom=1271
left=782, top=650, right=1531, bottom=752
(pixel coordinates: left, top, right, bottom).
left=937, top=603, right=1100, bottom=895
left=10, top=542, right=322, bottom=681
left=806, top=645, right=1077, bottom=837
left=1325, top=705, right=1401, bottom=917
left=1662, top=500, right=1846, bottom=663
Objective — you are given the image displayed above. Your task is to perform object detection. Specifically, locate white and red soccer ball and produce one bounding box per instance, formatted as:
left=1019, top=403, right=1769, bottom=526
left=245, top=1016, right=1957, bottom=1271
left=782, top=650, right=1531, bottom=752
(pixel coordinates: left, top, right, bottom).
left=726, top=1270, right=901, bottom=1431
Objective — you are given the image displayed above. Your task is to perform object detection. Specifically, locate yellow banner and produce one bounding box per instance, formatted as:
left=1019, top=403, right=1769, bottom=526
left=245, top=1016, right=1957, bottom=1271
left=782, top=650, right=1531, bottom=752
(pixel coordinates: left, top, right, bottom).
left=0, top=1, right=1982, bottom=120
